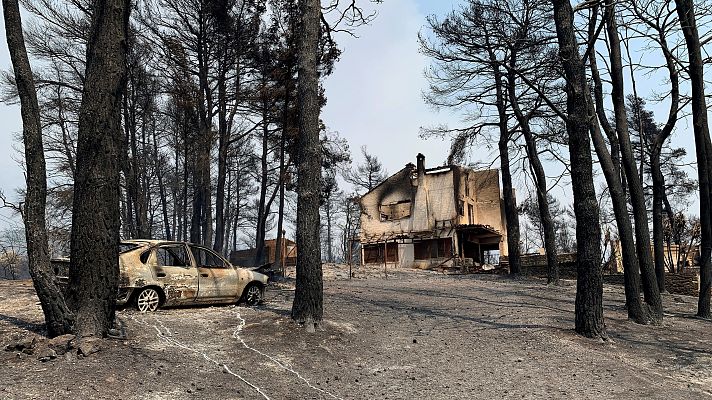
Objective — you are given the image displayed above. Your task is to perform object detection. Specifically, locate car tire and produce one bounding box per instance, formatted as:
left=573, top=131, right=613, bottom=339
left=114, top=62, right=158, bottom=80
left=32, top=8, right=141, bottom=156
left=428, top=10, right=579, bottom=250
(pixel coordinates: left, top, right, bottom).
left=242, top=283, right=263, bottom=306
left=136, top=287, right=161, bottom=312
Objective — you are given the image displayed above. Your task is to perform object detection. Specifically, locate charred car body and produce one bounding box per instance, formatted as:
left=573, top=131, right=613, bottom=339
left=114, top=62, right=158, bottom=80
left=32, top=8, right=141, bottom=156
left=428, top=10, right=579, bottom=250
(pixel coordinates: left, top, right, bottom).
left=53, top=240, right=268, bottom=312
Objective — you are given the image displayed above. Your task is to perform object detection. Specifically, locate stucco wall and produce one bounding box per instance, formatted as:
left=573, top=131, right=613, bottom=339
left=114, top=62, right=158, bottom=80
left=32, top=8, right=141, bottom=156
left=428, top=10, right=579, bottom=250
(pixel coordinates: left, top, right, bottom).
left=359, top=168, right=416, bottom=241
left=359, top=156, right=510, bottom=266
left=399, top=243, right=414, bottom=268
left=359, top=166, right=460, bottom=241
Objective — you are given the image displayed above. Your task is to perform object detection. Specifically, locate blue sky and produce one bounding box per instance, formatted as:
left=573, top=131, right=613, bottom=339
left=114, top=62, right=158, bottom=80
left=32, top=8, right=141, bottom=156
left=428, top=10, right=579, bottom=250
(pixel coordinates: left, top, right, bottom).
left=0, top=0, right=704, bottom=225
left=0, top=11, right=24, bottom=209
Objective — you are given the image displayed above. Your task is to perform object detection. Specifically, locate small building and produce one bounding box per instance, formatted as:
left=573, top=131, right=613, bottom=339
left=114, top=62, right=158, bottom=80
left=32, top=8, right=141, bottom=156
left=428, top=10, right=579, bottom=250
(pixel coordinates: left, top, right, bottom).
left=230, top=238, right=297, bottom=268
left=358, top=154, right=510, bottom=270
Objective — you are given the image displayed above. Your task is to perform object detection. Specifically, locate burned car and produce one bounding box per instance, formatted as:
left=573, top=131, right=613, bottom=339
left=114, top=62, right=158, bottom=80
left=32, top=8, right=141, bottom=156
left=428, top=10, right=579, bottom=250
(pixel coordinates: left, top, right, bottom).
left=53, top=240, right=268, bottom=312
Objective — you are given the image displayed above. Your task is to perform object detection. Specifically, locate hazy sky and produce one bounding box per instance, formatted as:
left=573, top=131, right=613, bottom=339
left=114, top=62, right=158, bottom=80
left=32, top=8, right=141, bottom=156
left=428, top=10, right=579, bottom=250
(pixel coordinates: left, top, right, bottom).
left=322, top=0, right=463, bottom=174
left=0, top=0, right=704, bottom=225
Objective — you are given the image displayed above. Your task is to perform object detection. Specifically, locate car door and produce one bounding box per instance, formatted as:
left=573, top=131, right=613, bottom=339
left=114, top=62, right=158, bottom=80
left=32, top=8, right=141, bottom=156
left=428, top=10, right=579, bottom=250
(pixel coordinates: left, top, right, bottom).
left=190, top=245, right=239, bottom=301
left=153, top=244, right=199, bottom=304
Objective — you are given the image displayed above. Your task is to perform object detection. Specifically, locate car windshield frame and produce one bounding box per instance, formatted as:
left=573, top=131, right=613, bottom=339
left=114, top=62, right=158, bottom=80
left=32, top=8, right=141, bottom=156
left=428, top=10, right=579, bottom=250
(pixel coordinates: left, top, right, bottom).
left=189, top=244, right=231, bottom=269
left=119, top=242, right=141, bottom=254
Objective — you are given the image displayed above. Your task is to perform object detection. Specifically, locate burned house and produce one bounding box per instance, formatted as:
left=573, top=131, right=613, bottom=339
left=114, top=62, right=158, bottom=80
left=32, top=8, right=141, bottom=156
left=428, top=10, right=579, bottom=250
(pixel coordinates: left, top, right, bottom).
left=230, top=238, right=297, bottom=268
left=358, top=154, right=509, bottom=269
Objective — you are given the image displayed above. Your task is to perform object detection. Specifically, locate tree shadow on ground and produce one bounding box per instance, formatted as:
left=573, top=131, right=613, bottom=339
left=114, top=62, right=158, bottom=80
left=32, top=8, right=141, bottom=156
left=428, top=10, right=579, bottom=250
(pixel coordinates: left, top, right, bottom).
left=328, top=291, right=561, bottom=335
left=343, top=283, right=574, bottom=314
left=0, top=313, right=45, bottom=335
left=607, top=325, right=712, bottom=368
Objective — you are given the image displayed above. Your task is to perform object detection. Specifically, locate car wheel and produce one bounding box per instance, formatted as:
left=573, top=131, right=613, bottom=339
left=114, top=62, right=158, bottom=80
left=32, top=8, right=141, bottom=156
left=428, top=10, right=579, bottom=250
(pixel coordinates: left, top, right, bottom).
left=136, top=288, right=161, bottom=312
left=242, top=284, right=263, bottom=306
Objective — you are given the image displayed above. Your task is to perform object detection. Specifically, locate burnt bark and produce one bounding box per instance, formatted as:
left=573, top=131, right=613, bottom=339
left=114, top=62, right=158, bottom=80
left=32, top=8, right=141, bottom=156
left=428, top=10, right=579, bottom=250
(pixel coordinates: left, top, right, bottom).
left=291, top=0, right=323, bottom=329
left=67, top=0, right=129, bottom=337
left=651, top=150, right=665, bottom=284
left=324, top=195, right=334, bottom=262
left=523, top=132, right=558, bottom=284
left=199, top=131, right=213, bottom=246
left=498, top=124, right=521, bottom=275
left=153, top=125, right=172, bottom=240
left=274, top=58, right=293, bottom=274
left=197, top=18, right=214, bottom=247
left=589, top=7, right=649, bottom=324
left=213, top=69, right=229, bottom=253
left=587, top=25, right=647, bottom=324
left=254, top=94, right=271, bottom=266
left=605, top=4, right=663, bottom=322
left=121, top=88, right=149, bottom=239
left=274, top=120, right=288, bottom=273
left=182, top=127, right=190, bottom=242
left=487, top=46, right=521, bottom=276
left=551, top=0, right=605, bottom=338
left=675, top=0, right=712, bottom=318
left=2, top=0, right=75, bottom=337
left=633, top=1, right=680, bottom=293
left=650, top=30, right=680, bottom=292
left=506, top=53, right=558, bottom=284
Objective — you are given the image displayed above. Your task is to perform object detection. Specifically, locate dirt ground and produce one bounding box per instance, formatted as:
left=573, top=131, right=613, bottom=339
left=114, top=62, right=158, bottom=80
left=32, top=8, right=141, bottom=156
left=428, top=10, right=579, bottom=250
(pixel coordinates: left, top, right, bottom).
left=1, top=265, right=711, bottom=399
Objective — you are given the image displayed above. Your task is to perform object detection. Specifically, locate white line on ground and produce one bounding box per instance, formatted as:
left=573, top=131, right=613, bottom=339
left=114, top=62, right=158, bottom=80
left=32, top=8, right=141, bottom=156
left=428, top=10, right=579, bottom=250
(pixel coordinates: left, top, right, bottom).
left=230, top=309, right=344, bottom=400
left=129, top=314, right=272, bottom=400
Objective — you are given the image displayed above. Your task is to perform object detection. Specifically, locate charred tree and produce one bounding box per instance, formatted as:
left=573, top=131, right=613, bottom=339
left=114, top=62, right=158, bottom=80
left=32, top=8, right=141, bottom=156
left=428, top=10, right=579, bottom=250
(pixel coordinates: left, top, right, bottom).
left=494, top=72, right=522, bottom=276
left=675, top=0, right=712, bottom=319
left=2, top=0, right=75, bottom=337
left=344, top=146, right=387, bottom=194
left=67, top=0, right=130, bottom=337
left=550, top=0, right=605, bottom=338
left=505, top=58, right=558, bottom=283
left=291, top=0, right=323, bottom=329
left=588, top=33, right=647, bottom=323
left=605, top=3, right=663, bottom=322
left=627, top=1, right=681, bottom=293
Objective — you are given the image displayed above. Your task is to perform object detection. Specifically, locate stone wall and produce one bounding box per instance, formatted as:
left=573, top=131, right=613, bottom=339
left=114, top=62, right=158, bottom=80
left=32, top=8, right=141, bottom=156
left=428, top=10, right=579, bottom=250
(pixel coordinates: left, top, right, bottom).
left=501, top=253, right=577, bottom=277
left=665, top=271, right=700, bottom=297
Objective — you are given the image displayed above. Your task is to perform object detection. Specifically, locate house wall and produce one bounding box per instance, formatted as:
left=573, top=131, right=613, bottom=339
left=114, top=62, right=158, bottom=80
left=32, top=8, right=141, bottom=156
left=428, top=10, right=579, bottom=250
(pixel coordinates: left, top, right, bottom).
left=457, top=168, right=508, bottom=256
left=412, top=169, right=458, bottom=232
left=359, top=157, right=510, bottom=266
left=398, top=243, right=414, bottom=268
left=359, top=167, right=461, bottom=242
left=359, top=168, right=416, bottom=241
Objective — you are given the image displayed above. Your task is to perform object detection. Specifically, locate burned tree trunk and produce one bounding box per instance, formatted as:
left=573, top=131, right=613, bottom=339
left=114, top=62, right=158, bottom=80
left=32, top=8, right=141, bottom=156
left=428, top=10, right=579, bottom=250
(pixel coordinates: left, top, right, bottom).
left=67, top=0, right=129, bottom=337
left=583, top=6, right=652, bottom=323
left=506, top=54, right=558, bottom=284
left=498, top=128, right=521, bottom=276
left=274, top=144, right=287, bottom=273
left=2, top=0, right=75, bottom=337
left=274, top=69, right=292, bottom=274
left=254, top=97, right=271, bottom=266
left=631, top=1, right=681, bottom=292
left=675, top=0, right=712, bottom=319
left=199, top=133, right=213, bottom=247
left=488, top=50, right=521, bottom=276
left=213, top=71, right=229, bottom=254
left=606, top=4, right=663, bottom=322
left=589, top=122, right=648, bottom=324
left=291, top=0, right=323, bottom=330
left=153, top=126, right=172, bottom=240
left=650, top=149, right=666, bottom=286
left=190, top=144, right=204, bottom=244
left=550, top=0, right=605, bottom=338
left=522, top=130, right=558, bottom=284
